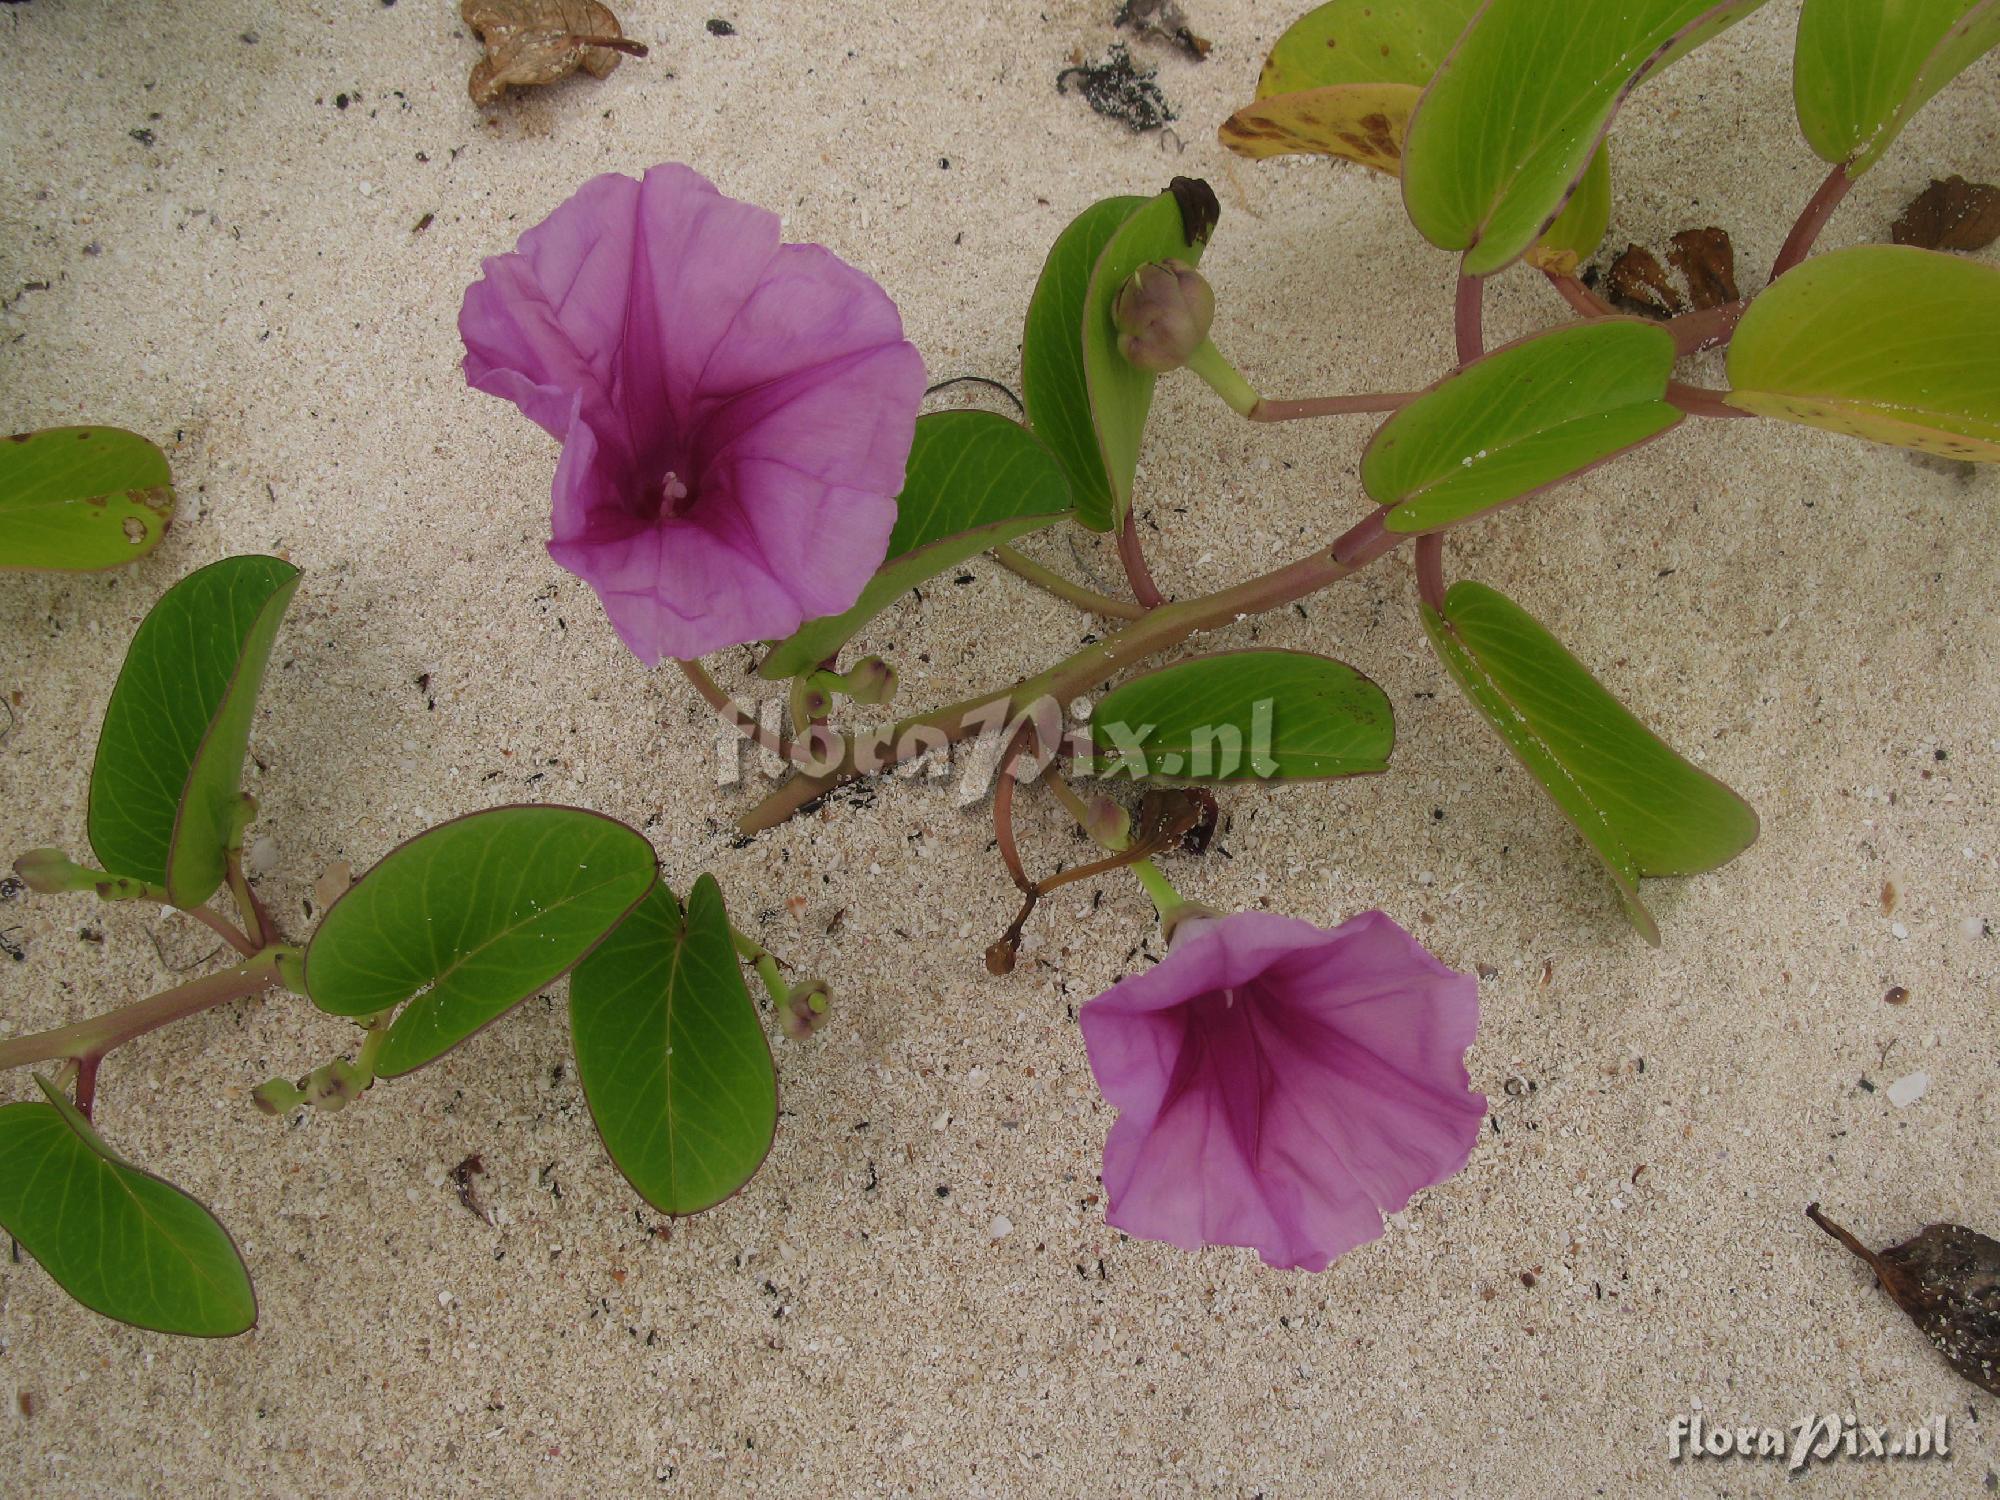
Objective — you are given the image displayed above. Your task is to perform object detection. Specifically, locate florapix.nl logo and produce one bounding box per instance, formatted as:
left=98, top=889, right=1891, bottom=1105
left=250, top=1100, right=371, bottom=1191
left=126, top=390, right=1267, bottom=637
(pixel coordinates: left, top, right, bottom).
left=1668, top=1412, right=1950, bottom=1471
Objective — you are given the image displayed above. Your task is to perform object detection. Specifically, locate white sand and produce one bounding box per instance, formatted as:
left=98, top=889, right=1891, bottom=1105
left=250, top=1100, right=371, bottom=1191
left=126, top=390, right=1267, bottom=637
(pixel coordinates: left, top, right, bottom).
left=2, top=0, right=1998, bottom=1492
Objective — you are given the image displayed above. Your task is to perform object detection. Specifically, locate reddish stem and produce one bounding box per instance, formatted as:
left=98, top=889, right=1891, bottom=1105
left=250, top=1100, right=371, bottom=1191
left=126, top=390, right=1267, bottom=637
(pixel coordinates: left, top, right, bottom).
left=1666, top=381, right=1752, bottom=420
left=189, top=905, right=259, bottom=959
left=739, top=509, right=1407, bottom=833
left=1414, top=534, right=1448, bottom=612
left=72, top=1054, right=100, bottom=1121
left=1454, top=273, right=1485, bottom=363
left=992, top=729, right=1034, bottom=894
left=0, top=953, right=285, bottom=1075
left=679, top=657, right=815, bottom=766
left=1117, top=511, right=1165, bottom=609
left=1668, top=299, right=1747, bottom=355
left=1772, top=164, right=1853, bottom=280
left=1544, top=269, right=1616, bottom=321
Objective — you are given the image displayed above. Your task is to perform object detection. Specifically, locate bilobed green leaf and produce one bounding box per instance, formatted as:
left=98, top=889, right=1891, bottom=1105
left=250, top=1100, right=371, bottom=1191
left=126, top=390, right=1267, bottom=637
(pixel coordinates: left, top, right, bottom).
left=306, top=806, right=658, bottom=1078
left=1022, top=196, right=1145, bottom=532
left=1366, top=320, right=1681, bottom=533
left=0, top=1076, right=255, bottom=1336
left=1083, top=649, right=1393, bottom=781
left=0, top=426, right=175, bottom=572
left=1403, top=0, right=1769, bottom=275
left=1794, top=0, right=2000, bottom=177
left=1726, top=245, right=2000, bottom=460
left=570, top=877, right=777, bottom=1216
left=1422, top=581, right=1758, bottom=944
left=1081, top=189, right=1215, bottom=536
left=759, top=412, right=1072, bottom=679
left=1219, top=0, right=1478, bottom=171
left=87, top=555, right=302, bottom=905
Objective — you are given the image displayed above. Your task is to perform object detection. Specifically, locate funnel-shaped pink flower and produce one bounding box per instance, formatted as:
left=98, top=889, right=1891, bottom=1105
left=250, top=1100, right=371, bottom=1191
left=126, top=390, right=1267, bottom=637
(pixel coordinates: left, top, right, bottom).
left=1079, top=909, right=1483, bottom=1271
left=460, top=164, right=925, bottom=664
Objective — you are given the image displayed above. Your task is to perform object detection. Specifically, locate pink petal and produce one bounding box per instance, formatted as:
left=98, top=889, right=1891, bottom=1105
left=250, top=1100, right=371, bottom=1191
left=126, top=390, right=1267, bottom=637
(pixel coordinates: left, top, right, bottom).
left=460, top=164, right=924, bottom=663
left=1079, top=910, right=1484, bottom=1272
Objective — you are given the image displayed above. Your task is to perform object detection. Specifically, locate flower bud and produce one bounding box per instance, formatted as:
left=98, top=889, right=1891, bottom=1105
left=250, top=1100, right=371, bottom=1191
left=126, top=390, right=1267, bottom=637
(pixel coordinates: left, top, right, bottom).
left=13, top=848, right=86, bottom=895
left=1082, top=795, right=1131, bottom=850
left=783, top=978, right=832, bottom=1040
left=252, top=1076, right=307, bottom=1116
left=789, top=675, right=833, bottom=731
left=1112, top=259, right=1215, bottom=373
left=842, top=655, right=899, bottom=706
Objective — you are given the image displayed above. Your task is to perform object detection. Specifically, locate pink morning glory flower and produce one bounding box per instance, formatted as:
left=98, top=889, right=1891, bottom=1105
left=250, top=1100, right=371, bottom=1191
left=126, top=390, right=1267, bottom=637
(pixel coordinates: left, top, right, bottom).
left=1078, top=909, right=1484, bottom=1271
left=459, top=164, right=926, bottom=665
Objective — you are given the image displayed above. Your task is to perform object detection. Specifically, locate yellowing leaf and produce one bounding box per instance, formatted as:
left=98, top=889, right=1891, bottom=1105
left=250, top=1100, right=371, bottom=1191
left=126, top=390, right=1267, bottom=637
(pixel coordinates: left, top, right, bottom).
left=1726, top=245, right=2000, bottom=461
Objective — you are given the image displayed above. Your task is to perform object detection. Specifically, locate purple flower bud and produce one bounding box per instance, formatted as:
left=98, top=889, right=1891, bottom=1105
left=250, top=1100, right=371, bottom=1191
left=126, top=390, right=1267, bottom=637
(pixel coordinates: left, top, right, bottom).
left=783, top=978, right=832, bottom=1040
left=1112, top=259, right=1215, bottom=373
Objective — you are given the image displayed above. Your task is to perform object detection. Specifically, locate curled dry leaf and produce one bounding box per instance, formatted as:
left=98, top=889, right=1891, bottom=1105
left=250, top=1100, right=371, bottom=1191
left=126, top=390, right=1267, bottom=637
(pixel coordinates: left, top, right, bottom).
left=462, top=0, right=647, bottom=107
left=1115, top=0, right=1212, bottom=61
left=1604, top=244, right=1684, bottom=318
left=1808, top=1203, right=2000, bottom=1395
left=1892, top=176, right=2000, bottom=253
left=1666, top=227, right=1738, bottom=310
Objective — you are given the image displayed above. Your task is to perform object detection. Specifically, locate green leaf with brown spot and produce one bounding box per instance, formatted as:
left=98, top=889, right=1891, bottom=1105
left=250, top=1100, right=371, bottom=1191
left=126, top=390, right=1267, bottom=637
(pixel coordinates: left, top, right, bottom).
left=0, top=426, right=174, bottom=572
left=1423, top=581, right=1759, bottom=944
left=1220, top=0, right=1478, bottom=171
left=1726, top=244, right=2000, bottom=460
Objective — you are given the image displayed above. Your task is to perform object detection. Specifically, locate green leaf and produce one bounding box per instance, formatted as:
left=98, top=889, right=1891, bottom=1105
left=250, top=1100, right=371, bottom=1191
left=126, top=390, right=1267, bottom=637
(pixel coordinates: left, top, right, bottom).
left=1422, top=581, right=1758, bottom=944
left=1525, top=145, right=1612, bottom=275
left=759, top=411, right=1072, bottom=679
left=1082, top=649, right=1393, bottom=781
left=306, top=806, right=658, bottom=1078
left=1255, top=0, right=1480, bottom=95
left=570, top=877, right=777, bottom=1216
left=1022, top=196, right=1146, bottom=532
left=0, top=1076, right=255, bottom=1336
left=86, top=555, right=302, bottom=906
left=1403, top=0, right=1770, bottom=275
left=1726, top=244, right=2000, bottom=460
left=1794, top=0, right=2000, bottom=177
left=1220, top=0, right=1478, bottom=171
left=1021, top=187, right=1215, bottom=535
left=1081, top=189, right=1215, bottom=536
left=0, top=426, right=175, bottom=572
left=1365, top=320, right=1681, bottom=533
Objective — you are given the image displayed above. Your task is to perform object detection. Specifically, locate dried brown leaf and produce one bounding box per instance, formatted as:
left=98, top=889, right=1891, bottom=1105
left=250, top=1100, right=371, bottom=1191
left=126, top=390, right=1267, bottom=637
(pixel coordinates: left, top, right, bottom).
left=1808, top=1203, right=2000, bottom=1395
left=1666, top=227, right=1738, bottom=310
left=1892, top=176, right=2000, bottom=253
left=1115, top=0, right=1212, bottom=61
left=462, top=0, right=646, bottom=107
left=1605, top=244, right=1684, bottom=319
